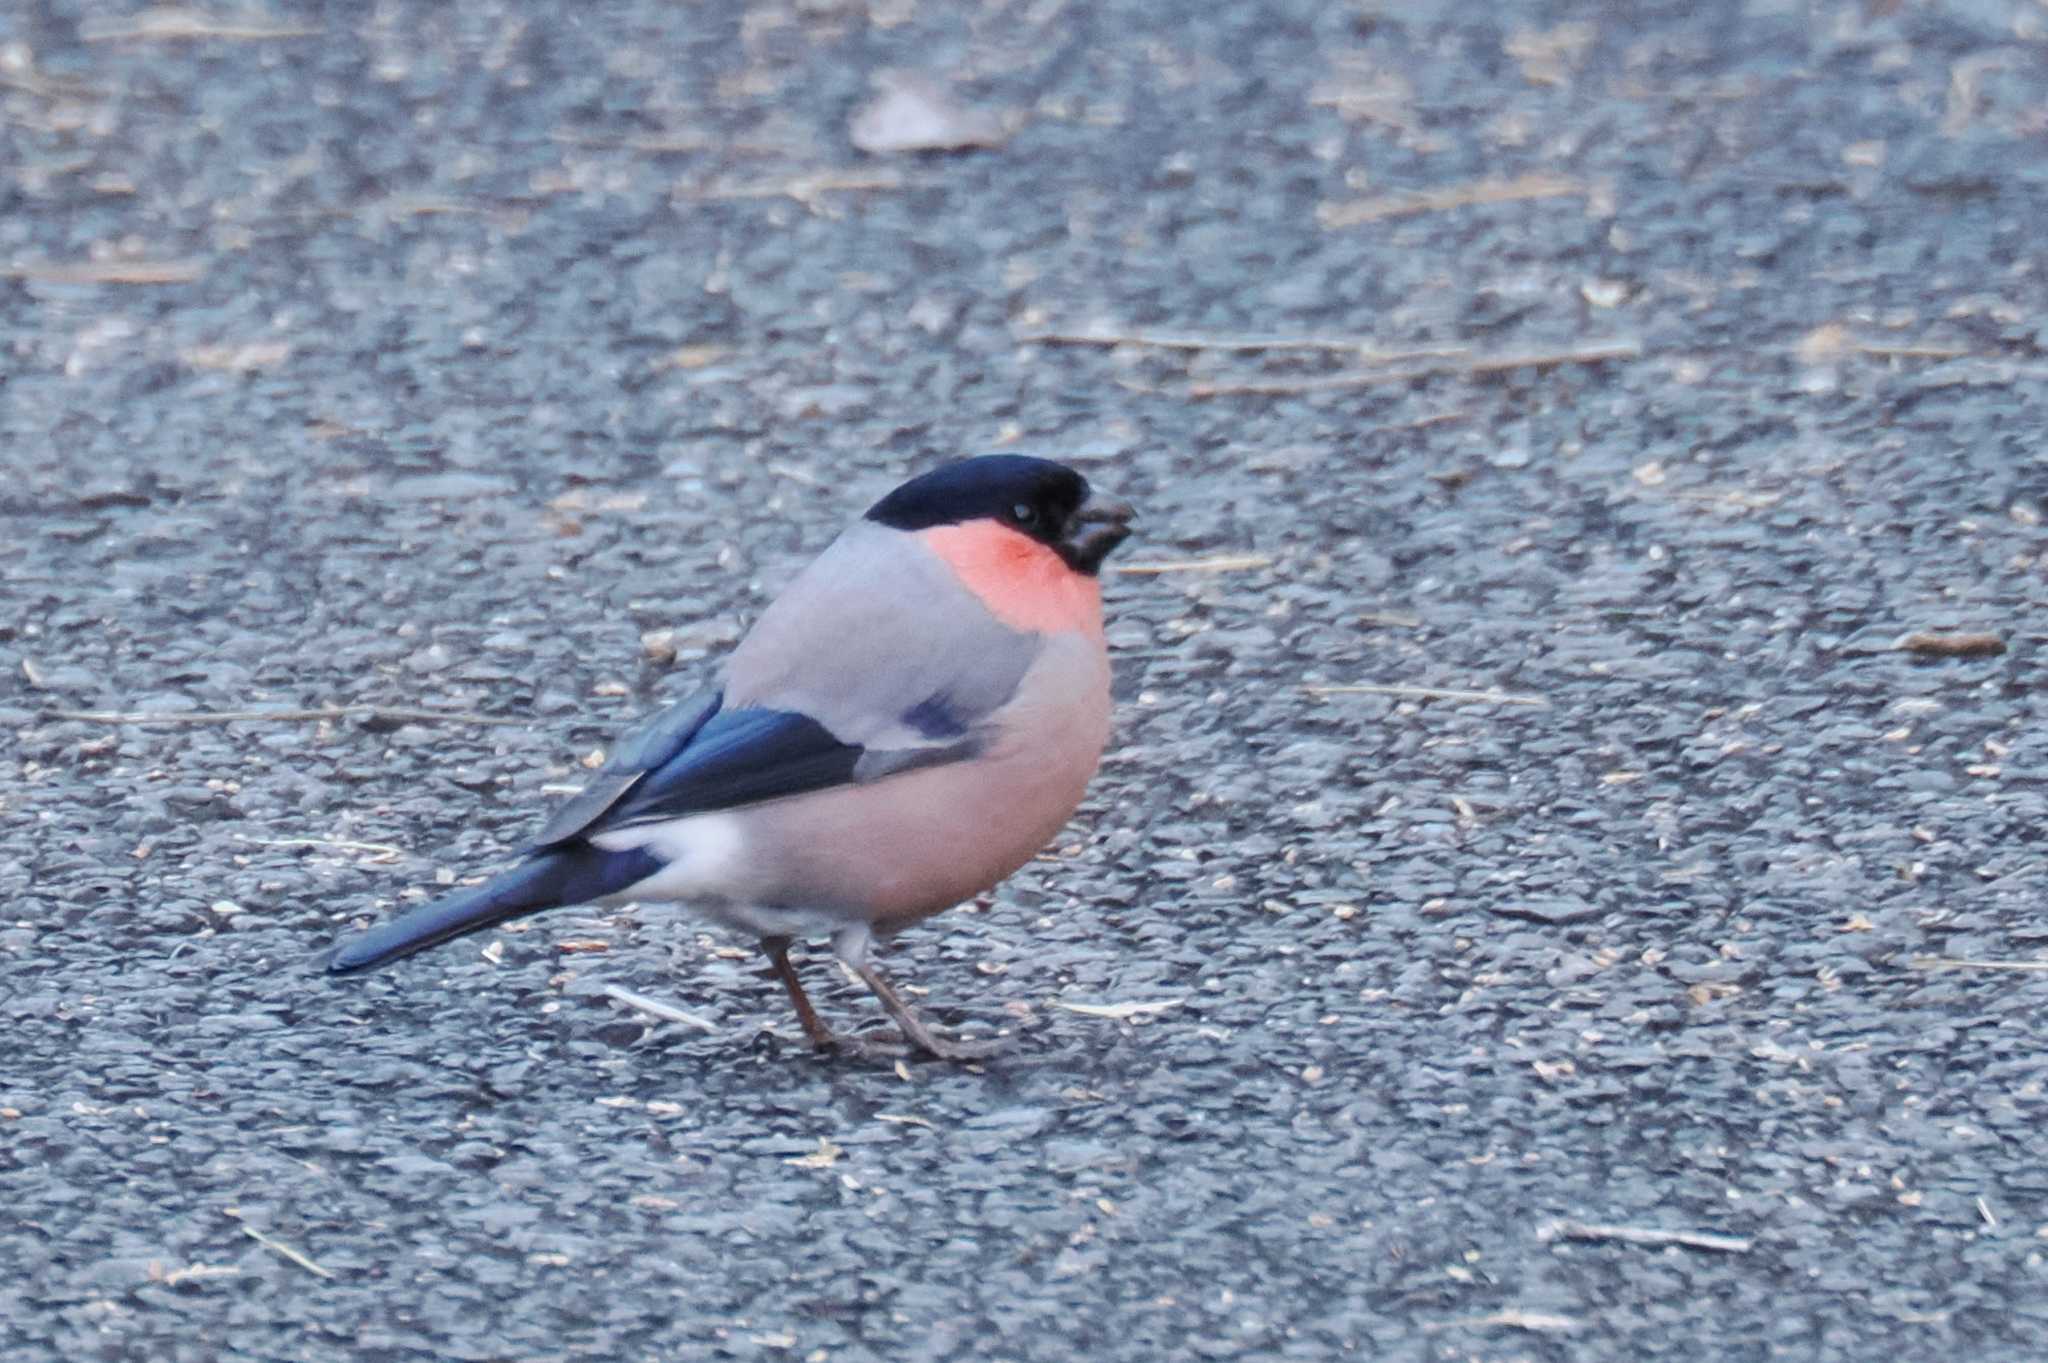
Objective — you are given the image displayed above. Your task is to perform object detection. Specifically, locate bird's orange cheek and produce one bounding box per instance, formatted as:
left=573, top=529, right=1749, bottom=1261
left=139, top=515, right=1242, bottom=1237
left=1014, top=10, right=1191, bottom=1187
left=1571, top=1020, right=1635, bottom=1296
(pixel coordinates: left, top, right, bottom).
left=920, top=523, right=1104, bottom=638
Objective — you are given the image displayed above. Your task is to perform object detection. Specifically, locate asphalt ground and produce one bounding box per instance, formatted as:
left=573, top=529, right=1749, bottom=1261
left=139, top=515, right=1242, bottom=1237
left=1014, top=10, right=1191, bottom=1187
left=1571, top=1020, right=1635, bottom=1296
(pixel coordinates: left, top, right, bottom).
left=5, top=1, right=2048, bottom=1359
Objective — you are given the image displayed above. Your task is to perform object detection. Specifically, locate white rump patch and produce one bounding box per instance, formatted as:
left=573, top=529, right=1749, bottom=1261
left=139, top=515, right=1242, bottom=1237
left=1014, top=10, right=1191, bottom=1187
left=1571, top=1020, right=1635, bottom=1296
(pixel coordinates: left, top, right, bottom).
left=589, top=813, right=850, bottom=940
left=591, top=813, right=748, bottom=902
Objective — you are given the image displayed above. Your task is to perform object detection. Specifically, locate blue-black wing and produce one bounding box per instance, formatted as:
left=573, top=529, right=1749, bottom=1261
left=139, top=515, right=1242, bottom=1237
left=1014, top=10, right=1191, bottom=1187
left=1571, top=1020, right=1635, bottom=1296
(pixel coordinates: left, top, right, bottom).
left=529, top=690, right=722, bottom=848
left=530, top=689, right=980, bottom=848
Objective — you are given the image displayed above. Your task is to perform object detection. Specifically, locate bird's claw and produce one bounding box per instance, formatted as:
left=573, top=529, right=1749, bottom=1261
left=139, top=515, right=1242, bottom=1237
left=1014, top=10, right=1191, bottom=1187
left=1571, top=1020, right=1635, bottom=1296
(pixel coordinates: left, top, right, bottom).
left=813, top=1025, right=1002, bottom=1064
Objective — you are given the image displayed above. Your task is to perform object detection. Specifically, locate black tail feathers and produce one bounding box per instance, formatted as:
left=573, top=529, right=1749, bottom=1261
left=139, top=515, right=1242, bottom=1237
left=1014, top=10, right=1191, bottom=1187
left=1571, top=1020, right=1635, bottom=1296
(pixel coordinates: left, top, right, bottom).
left=322, top=844, right=660, bottom=973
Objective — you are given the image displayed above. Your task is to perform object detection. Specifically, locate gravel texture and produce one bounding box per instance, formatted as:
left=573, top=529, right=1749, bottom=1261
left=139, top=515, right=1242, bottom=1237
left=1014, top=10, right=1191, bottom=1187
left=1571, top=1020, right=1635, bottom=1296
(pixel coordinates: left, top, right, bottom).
left=6, top=1, right=2048, bottom=1359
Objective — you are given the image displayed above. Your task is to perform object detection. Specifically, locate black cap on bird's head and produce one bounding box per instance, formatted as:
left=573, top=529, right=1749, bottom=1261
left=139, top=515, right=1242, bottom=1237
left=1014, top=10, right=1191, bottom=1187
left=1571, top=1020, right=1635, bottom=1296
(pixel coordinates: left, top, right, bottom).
left=865, top=454, right=1136, bottom=575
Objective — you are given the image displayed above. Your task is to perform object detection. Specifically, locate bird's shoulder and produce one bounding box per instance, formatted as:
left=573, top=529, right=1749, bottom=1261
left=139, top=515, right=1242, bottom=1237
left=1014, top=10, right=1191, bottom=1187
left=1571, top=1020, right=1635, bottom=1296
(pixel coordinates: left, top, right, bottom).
left=531, top=526, right=1050, bottom=846
left=721, top=522, right=1048, bottom=744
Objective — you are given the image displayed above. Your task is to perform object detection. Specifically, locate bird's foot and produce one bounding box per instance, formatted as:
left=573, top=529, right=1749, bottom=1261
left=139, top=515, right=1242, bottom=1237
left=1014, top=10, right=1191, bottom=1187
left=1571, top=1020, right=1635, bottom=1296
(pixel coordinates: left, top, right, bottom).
left=903, top=1030, right=1003, bottom=1062
left=849, top=957, right=1005, bottom=1062
left=766, top=935, right=1004, bottom=1063
left=816, top=1027, right=912, bottom=1062
left=807, top=1024, right=1001, bottom=1063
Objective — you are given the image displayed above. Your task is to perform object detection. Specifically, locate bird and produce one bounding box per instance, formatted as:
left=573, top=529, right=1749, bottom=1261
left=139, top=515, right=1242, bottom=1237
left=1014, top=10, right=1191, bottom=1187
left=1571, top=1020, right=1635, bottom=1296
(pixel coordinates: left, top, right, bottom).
left=324, top=454, right=1135, bottom=1060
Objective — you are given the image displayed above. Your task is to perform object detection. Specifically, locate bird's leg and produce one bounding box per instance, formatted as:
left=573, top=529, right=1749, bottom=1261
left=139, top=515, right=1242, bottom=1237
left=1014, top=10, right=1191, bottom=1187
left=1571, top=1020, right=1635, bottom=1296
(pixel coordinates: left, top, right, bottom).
left=830, top=925, right=1000, bottom=1062
left=762, top=935, right=913, bottom=1061
left=847, top=956, right=1001, bottom=1062
left=760, top=936, right=837, bottom=1050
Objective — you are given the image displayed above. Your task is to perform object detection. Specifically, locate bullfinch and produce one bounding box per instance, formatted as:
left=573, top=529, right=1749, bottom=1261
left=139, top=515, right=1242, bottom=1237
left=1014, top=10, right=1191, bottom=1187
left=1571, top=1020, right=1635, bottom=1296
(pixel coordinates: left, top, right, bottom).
left=324, top=455, right=1135, bottom=1060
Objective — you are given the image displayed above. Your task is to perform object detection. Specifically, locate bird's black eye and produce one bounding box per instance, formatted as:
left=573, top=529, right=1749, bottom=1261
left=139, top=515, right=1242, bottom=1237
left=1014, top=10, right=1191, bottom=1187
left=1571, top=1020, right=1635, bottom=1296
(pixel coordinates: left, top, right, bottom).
left=1011, top=501, right=1038, bottom=527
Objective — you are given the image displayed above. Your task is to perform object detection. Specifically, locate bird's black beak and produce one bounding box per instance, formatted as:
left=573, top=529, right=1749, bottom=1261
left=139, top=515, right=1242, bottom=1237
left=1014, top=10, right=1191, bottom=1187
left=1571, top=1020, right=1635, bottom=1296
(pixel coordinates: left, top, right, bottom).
left=1062, top=490, right=1136, bottom=576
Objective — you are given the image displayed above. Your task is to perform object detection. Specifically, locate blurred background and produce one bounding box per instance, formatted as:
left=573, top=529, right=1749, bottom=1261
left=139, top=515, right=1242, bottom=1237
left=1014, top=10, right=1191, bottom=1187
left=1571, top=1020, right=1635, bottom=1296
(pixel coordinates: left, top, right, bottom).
left=6, top=2, right=2047, bottom=1359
